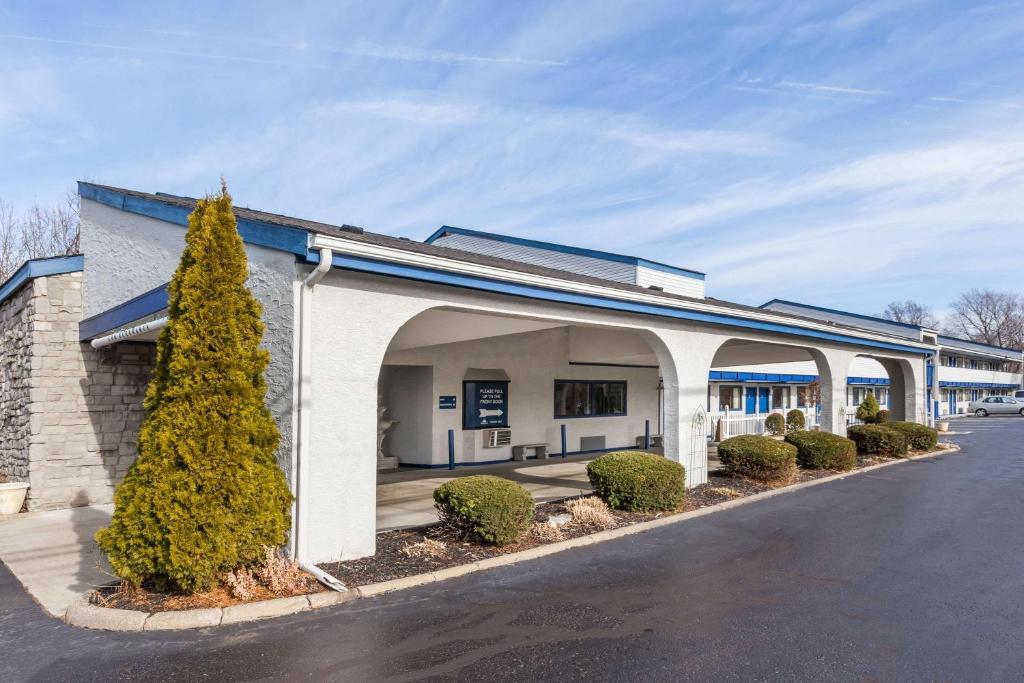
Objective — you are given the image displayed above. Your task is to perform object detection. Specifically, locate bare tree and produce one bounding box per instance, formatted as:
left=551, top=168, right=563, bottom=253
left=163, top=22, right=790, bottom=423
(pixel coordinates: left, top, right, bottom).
left=0, top=192, right=80, bottom=282
left=945, top=289, right=1024, bottom=350
left=878, top=300, right=938, bottom=328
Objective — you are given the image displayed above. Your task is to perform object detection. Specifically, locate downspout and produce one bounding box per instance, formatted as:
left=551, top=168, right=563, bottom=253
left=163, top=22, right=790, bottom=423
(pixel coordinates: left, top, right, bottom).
left=90, top=317, right=168, bottom=349
left=293, top=247, right=347, bottom=592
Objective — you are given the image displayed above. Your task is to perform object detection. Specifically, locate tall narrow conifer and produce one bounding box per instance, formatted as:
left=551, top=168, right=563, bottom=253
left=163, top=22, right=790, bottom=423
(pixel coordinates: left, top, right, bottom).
left=97, top=182, right=292, bottom=592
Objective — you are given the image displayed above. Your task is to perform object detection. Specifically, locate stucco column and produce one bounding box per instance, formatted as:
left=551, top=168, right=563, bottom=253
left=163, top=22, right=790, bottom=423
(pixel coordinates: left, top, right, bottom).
left=300, top=273, right=427, bottom=564
left=809, top=348, right=856, bottom=436
left=649, top=329, right=721, bottom=488
left=874, top=356, right=924, bottom=424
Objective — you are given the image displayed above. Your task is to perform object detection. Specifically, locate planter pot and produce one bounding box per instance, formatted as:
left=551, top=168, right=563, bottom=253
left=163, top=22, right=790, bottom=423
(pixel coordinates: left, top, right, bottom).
left=0, top=482, right=29, bottom=515
left=937, top=422, right=949, bottom=432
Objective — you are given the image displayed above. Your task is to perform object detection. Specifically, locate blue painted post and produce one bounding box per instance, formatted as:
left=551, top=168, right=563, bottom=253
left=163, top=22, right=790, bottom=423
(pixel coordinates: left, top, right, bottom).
left=561, top=424, right=567, bottom=458
left=447, top=429, right=455, bottom=470
left=644, top=419, right=651, bottom=450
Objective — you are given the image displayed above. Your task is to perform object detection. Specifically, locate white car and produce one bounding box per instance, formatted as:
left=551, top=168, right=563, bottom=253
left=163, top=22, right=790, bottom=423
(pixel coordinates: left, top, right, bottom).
left=969, top=396, right=1024, bottom=417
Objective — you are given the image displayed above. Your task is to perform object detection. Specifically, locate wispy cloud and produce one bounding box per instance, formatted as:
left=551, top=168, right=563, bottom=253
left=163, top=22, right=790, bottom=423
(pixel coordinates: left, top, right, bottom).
left=80, top=23, right=567, bottom=67
left=777, top=80, right=887, bottom=96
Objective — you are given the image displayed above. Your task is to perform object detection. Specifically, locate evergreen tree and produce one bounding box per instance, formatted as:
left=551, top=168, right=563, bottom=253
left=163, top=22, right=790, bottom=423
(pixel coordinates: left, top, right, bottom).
left=96, top=182, right=292, bottom=592
left=855, top=393, right=881, bottom=424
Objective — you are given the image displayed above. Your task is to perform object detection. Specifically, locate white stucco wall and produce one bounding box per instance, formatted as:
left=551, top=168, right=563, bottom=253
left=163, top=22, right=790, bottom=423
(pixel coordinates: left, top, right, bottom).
left=79, top=199, right=299, bottom=478
left=382, top=326, right=661, bottom=466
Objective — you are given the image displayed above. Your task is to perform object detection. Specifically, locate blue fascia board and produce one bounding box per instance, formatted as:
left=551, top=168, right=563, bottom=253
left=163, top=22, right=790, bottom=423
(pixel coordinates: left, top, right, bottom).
left=0, top=255, right=83, bottom=306
left=939, top=381, right=1020, bottom=389
left=425, top=225, right=706, bottom=281
left=759, top=299, right=924, bottom=333
left=709, top=371, right=891, bottom=386
left=310, top=250, right=931, bottom=356
left=79, top=282, right=169, bottom=340
left=78, top=183, right=308, bottom=256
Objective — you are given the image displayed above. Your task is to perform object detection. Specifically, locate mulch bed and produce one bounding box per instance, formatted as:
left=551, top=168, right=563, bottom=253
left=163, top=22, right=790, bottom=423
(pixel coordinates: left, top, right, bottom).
left=94, top=444, right=953, bottom=611
left=93, top=572, right=324, bottom=613
left=318, top=451, right=934, bottom=586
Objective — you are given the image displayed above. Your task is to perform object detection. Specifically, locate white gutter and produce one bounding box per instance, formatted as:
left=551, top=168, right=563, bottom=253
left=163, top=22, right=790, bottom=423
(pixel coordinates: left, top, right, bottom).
left=90, top=317, right=168, bottom=349
left=292, top=247, right=346, bottom=592
left=309, top=233, right=936, bottom=353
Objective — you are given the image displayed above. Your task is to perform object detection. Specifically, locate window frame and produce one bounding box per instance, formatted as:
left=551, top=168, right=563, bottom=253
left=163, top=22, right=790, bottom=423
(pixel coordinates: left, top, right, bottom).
left=553, top=379, right=628, bottom=419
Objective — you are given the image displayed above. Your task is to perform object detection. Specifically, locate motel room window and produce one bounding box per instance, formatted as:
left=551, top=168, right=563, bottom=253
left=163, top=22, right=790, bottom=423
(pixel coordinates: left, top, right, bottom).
left=719, top=385, right=742, bottom=411
left=797, top=386, right=807, bottom=408
left=771, top=386, right=790, bottom=410
left=554, top=380, right=626, bottom=418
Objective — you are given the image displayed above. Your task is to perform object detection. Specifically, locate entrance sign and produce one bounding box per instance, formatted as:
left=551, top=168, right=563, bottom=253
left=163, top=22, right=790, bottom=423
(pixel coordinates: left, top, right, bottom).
left=463, top=381, right=509, bottom=429
left=439, top=395, right=457, bottom=410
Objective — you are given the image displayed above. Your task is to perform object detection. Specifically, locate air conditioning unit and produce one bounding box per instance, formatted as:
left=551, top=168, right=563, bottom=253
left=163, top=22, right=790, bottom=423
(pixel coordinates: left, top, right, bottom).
left=485, top=428, right=512, bottom=448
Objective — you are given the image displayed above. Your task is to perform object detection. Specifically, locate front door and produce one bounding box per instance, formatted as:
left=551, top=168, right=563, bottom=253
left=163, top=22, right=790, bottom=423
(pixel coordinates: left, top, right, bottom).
left=759, top=387, right=770, bottom=413
left=745, top=387, right=757, bottom=414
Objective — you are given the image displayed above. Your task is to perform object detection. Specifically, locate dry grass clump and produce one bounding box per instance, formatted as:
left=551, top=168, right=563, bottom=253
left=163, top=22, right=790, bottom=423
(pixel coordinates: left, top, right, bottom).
left=401, top=538, right=447, bottom=559
left=566, top=496, right=617, bottom=529
left=222, top=546, right=310, bottom=599
left=530, top=521, right=565, bottom=542
left=706, top=486, right=741, bottom=499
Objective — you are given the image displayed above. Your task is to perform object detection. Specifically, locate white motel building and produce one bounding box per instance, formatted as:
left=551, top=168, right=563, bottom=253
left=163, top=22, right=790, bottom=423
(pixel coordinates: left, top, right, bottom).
left=0, top=183, right=1020, bottom=564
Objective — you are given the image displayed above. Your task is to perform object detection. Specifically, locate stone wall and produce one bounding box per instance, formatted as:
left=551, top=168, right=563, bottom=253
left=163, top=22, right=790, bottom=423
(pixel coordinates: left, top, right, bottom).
left=0, top=280, right=34, bottom=483
left=0, top=271, right=155, bottom=510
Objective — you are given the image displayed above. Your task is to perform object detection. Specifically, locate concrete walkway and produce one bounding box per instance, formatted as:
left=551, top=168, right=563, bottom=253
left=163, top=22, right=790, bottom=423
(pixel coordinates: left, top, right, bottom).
left=0, top=504, right=113, bottom=617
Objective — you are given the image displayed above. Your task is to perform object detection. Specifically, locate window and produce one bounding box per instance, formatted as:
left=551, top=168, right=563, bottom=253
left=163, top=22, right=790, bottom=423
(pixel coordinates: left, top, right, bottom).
left=719, top=385, right=742, bottom=411
left=771, top=386, right=790, bottom=410
left=797, top=386, right=808, bottom=408
left=554, top=380, right=626, bottom=418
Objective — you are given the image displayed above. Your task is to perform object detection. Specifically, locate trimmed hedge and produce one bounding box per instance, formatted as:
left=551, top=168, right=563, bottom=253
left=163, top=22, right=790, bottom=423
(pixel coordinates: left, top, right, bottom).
left=785, top=431, right=857, bottom=471
left=586, top=451, right=685, bottom=511
left=786, top=409, right=806, bottom=433
left=856, top=394, right=881, bottom=423
left=876, top=409, right=890, bottom=424
left=847, top=424, right=908, bottom=456
left=434, top=475, right=534, bottom=545
left=718, top=435, right=797, bottom=482
left=765, top=413, right=786, bottom=436
left=885, top=421, right=938, bottom=450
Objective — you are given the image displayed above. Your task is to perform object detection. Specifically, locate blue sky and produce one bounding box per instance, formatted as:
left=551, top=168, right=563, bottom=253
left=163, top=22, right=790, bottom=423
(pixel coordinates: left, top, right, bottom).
left=2, top=1, right=1022, bottom=314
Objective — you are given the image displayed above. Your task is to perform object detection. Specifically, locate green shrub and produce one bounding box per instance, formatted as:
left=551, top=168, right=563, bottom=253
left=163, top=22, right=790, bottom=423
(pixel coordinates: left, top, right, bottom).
left=718, top=435, right=797, bottom=482
left=96, top=184, right=292, bottom=593
left=847, top=424, right=908, bottom=456
left=586, top=451, right=685, bottom=511
left=885, top=421, right=938, bottom=450
left=433, top=475, right=534, bottom=545
left=785, top=431, right=857, bottom=471
left=876, top=409, right=890, bottom=424
left=785, top=409, right=806, bottom=433
left=765, top=413, right=786, bottom=436
left=856, top=393, right=881, bottom=423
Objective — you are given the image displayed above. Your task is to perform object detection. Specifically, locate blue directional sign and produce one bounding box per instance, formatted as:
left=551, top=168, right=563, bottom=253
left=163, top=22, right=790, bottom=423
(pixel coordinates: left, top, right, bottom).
left=439, top=395, right=457, bottom=410
left=463, top=381, right=509, bottom=429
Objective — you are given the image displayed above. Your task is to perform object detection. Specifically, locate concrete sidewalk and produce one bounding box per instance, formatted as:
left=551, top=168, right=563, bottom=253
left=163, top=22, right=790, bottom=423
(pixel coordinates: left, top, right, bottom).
left=0, top=504, right=113, bottom=617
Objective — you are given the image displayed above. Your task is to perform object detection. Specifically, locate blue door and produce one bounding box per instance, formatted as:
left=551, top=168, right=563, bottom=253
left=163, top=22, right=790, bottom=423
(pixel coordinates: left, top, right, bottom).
left=745, top=387, right=757, bottom=414
left=948, top=391, right=956, bottom=414
left=759, top=387, right=770, bottom=413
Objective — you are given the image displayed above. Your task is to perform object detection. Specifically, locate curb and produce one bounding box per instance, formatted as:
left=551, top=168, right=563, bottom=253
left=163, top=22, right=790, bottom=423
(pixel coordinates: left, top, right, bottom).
left=65, top=444, right=960, bottom=632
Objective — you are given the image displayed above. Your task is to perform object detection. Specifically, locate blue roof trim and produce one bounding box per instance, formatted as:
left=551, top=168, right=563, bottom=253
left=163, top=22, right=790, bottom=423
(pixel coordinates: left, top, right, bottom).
left=425, top=225, right=706, bottom=281
left=0, top=255, right=83, bottom=306
left=78, top=183, right=309, bottom=256
left=760, top=299, right=923, bottom=332
left=310, top=250, right=930, bottom=356
left=709, top=372, right=892, bottom=386
left=939, top=381, right=1019, bottom=389
left=709, top=371, right=818, bottom=383
left=78, top=283, right=169, bottom=340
